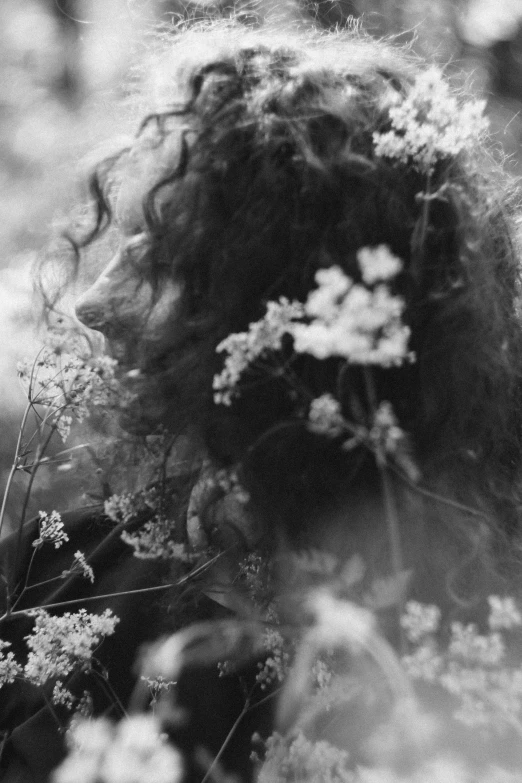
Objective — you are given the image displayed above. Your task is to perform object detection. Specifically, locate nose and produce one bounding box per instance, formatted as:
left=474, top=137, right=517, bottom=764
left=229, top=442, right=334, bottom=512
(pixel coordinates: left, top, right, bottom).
left=75, top=293, right=107, bottom=332
left=74, top=251, right=129, bottom=335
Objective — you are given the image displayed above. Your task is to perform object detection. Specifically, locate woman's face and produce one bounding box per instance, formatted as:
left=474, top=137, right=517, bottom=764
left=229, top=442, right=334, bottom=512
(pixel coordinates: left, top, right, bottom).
left=74, top=127, right=184, bottom=377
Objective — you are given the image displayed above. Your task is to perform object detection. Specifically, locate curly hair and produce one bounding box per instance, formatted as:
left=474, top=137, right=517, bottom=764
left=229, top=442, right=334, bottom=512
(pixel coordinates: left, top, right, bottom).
left=61, top=23, right=522, bottom=607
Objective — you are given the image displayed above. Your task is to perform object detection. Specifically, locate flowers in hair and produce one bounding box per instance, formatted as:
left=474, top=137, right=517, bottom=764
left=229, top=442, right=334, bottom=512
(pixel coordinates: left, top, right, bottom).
left=292, top=265, right=410, bottom=365
left=373, top=67, right=489, bottom=173
left=213, top=246, right=412, bottom=405
left=213, top=298, right=304, bottom=405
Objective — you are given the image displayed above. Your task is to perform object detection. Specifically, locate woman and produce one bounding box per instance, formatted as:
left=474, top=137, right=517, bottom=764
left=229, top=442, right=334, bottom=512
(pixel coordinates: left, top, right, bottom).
left=2, top=22, right=522, bottom=783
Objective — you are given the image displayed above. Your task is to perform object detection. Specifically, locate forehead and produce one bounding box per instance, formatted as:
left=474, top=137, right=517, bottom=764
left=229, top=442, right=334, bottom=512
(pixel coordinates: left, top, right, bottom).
left=114, top=121, right=184, bottom=235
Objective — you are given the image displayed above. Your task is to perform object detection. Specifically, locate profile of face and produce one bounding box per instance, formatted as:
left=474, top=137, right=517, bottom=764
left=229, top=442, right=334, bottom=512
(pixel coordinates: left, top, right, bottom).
left=74, top=126, right=184, bottom=378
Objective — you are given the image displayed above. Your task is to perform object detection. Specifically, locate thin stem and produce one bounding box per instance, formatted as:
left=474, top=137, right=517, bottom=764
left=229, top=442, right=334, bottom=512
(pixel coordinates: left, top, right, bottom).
left=91, top=664, right=128, bottom=718
left=419, top=175, right=431, bottom=250
left=379, top=462, right=404, bottom=578
left=388, top=463, right=487, bottom=519
left=0, top=549, right=227, bottom=622
left=0, top=400, right=32, bottom=541
left=41, top=689, right=65, bottom=732
left=200, top=695, right=252, bottom=783
left=10, top=547, right=39, bottom=613
left=13, top=413, right=66, bottom=583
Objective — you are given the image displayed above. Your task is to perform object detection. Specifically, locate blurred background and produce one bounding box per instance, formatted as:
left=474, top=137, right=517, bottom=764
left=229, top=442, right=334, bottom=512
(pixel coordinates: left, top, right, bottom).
left=2, top=0, right=522, bottom=527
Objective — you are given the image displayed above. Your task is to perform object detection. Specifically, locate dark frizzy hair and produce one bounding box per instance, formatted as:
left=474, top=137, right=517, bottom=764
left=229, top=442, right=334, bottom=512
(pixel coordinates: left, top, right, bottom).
left=60, top=23, right=522, bottom=607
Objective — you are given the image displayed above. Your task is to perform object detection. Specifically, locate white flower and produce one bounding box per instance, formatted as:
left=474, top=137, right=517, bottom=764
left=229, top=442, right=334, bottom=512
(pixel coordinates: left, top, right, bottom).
left=19, top=343, right=118, bottom=437
left=401, top=601, right=441, bottom=643
left=488, top=596, right=522, bottom=631
left=448, top=622, right=505, bottom=667
left=256, top=628, right=291, bottom=689
left=67, top=551, right=95, bottom=583
left=357, top=246, right=403, bottom=285
left=213, top=252, right=411, bottom=405
left=54, top=716, right=183, bottom=783
left=0, top=640, right=22, bottom=686
left=402, top=641, right=443, bottom=683
left=24, top=609, right=119, bottom=685
left=33, top=510, right=69, bottom=550
left=308, top=394, right=346, bottom=437
left=52, top=681, right=76, bottom=709
left=121, top=517, right=193, bottom=561
left=293, top=268, right=412, bottom=367
left=370, top=401, right=407, bottom=457
left=257, top=731, right=352, bottom=783
left=104, top=493, right=137, bottom=524
left=373, top=67, right=489, bottom=173
left=213, top=297, right=304, bottom=405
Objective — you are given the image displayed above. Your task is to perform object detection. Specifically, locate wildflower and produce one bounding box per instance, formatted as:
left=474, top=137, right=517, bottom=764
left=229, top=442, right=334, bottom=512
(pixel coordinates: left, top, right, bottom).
left=448, top=622, right=505, bottom=667
left=401, top=601, right=441, bottom=643
left=56, top=414, right=73, bottom=444
left=121, top=517, right=193, bottom=561
left=53, top=716, right=184, bottom=783
left=369, top=402, right=406, bottom=457
left=67, top=551, right=95, bottom=583
left=357, top=245, right=403, bottom=285
left=24, top=608, right=119, bottom=685
left=213, top=297, right=304, bottom=405
left=308, top=394, right=346, bottom=438
left=52, top=681, right=76, bottom=709
left=256, top=628, right=291, bottom=689
left=488, top=596, right=522, bottom=631
left=0, top=640, right=22, bottom=686
left=257, top=731, right=353, bottom=783
left=293, top=267, right=412, bottom=366
left=140, top=675, right=176, bottom=707
left=33, top=510, right=69, bottom=549
left=104, top=493, right=137, bottom=524
left=373, top=67, right=489, bottom=173
left=402, top=641, right=443, bottom=682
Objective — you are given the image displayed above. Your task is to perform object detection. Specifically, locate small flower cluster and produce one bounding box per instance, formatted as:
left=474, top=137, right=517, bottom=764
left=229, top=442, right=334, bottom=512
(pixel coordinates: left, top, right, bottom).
left=121, top=517, right=192, bottom=562
left=0, top=609, right=118, bottom=692
left=401, top=598, right=522, bottom=731
left=256, top=627, right=291, bottom=689
left=140, top=675, right=176, bottom=708
left=308, top=394, right=346, bottom=438
left=18, top=342, right=118, bottom=443
left=0, top=640, right=22, bottom=686
left=33, top=510, right=69, bottom=549
left=373, top=67, right=489, bottom=173
left=66, top=551, right=95, bottom=583
left=213, top=298, right=304, bottom=405
left=53, top=715, right=183, bottom=783
left=23, top=608, right=119, bottom=685
left=213, top=246, right=412, bottom=406
left=257, top=730, right=353, bottom=783
left=104, top=493, right=139, bottom=525
left=52, top=681, right=76, bottom=710
left=293, top=259, right=411, bottom=366
left=105, top=489, right=194, bottom=561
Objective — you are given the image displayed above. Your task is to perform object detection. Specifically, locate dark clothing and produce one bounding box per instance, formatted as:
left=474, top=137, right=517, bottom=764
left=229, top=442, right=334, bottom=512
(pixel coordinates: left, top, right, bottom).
left=0, top=505, right=267, bottom=782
